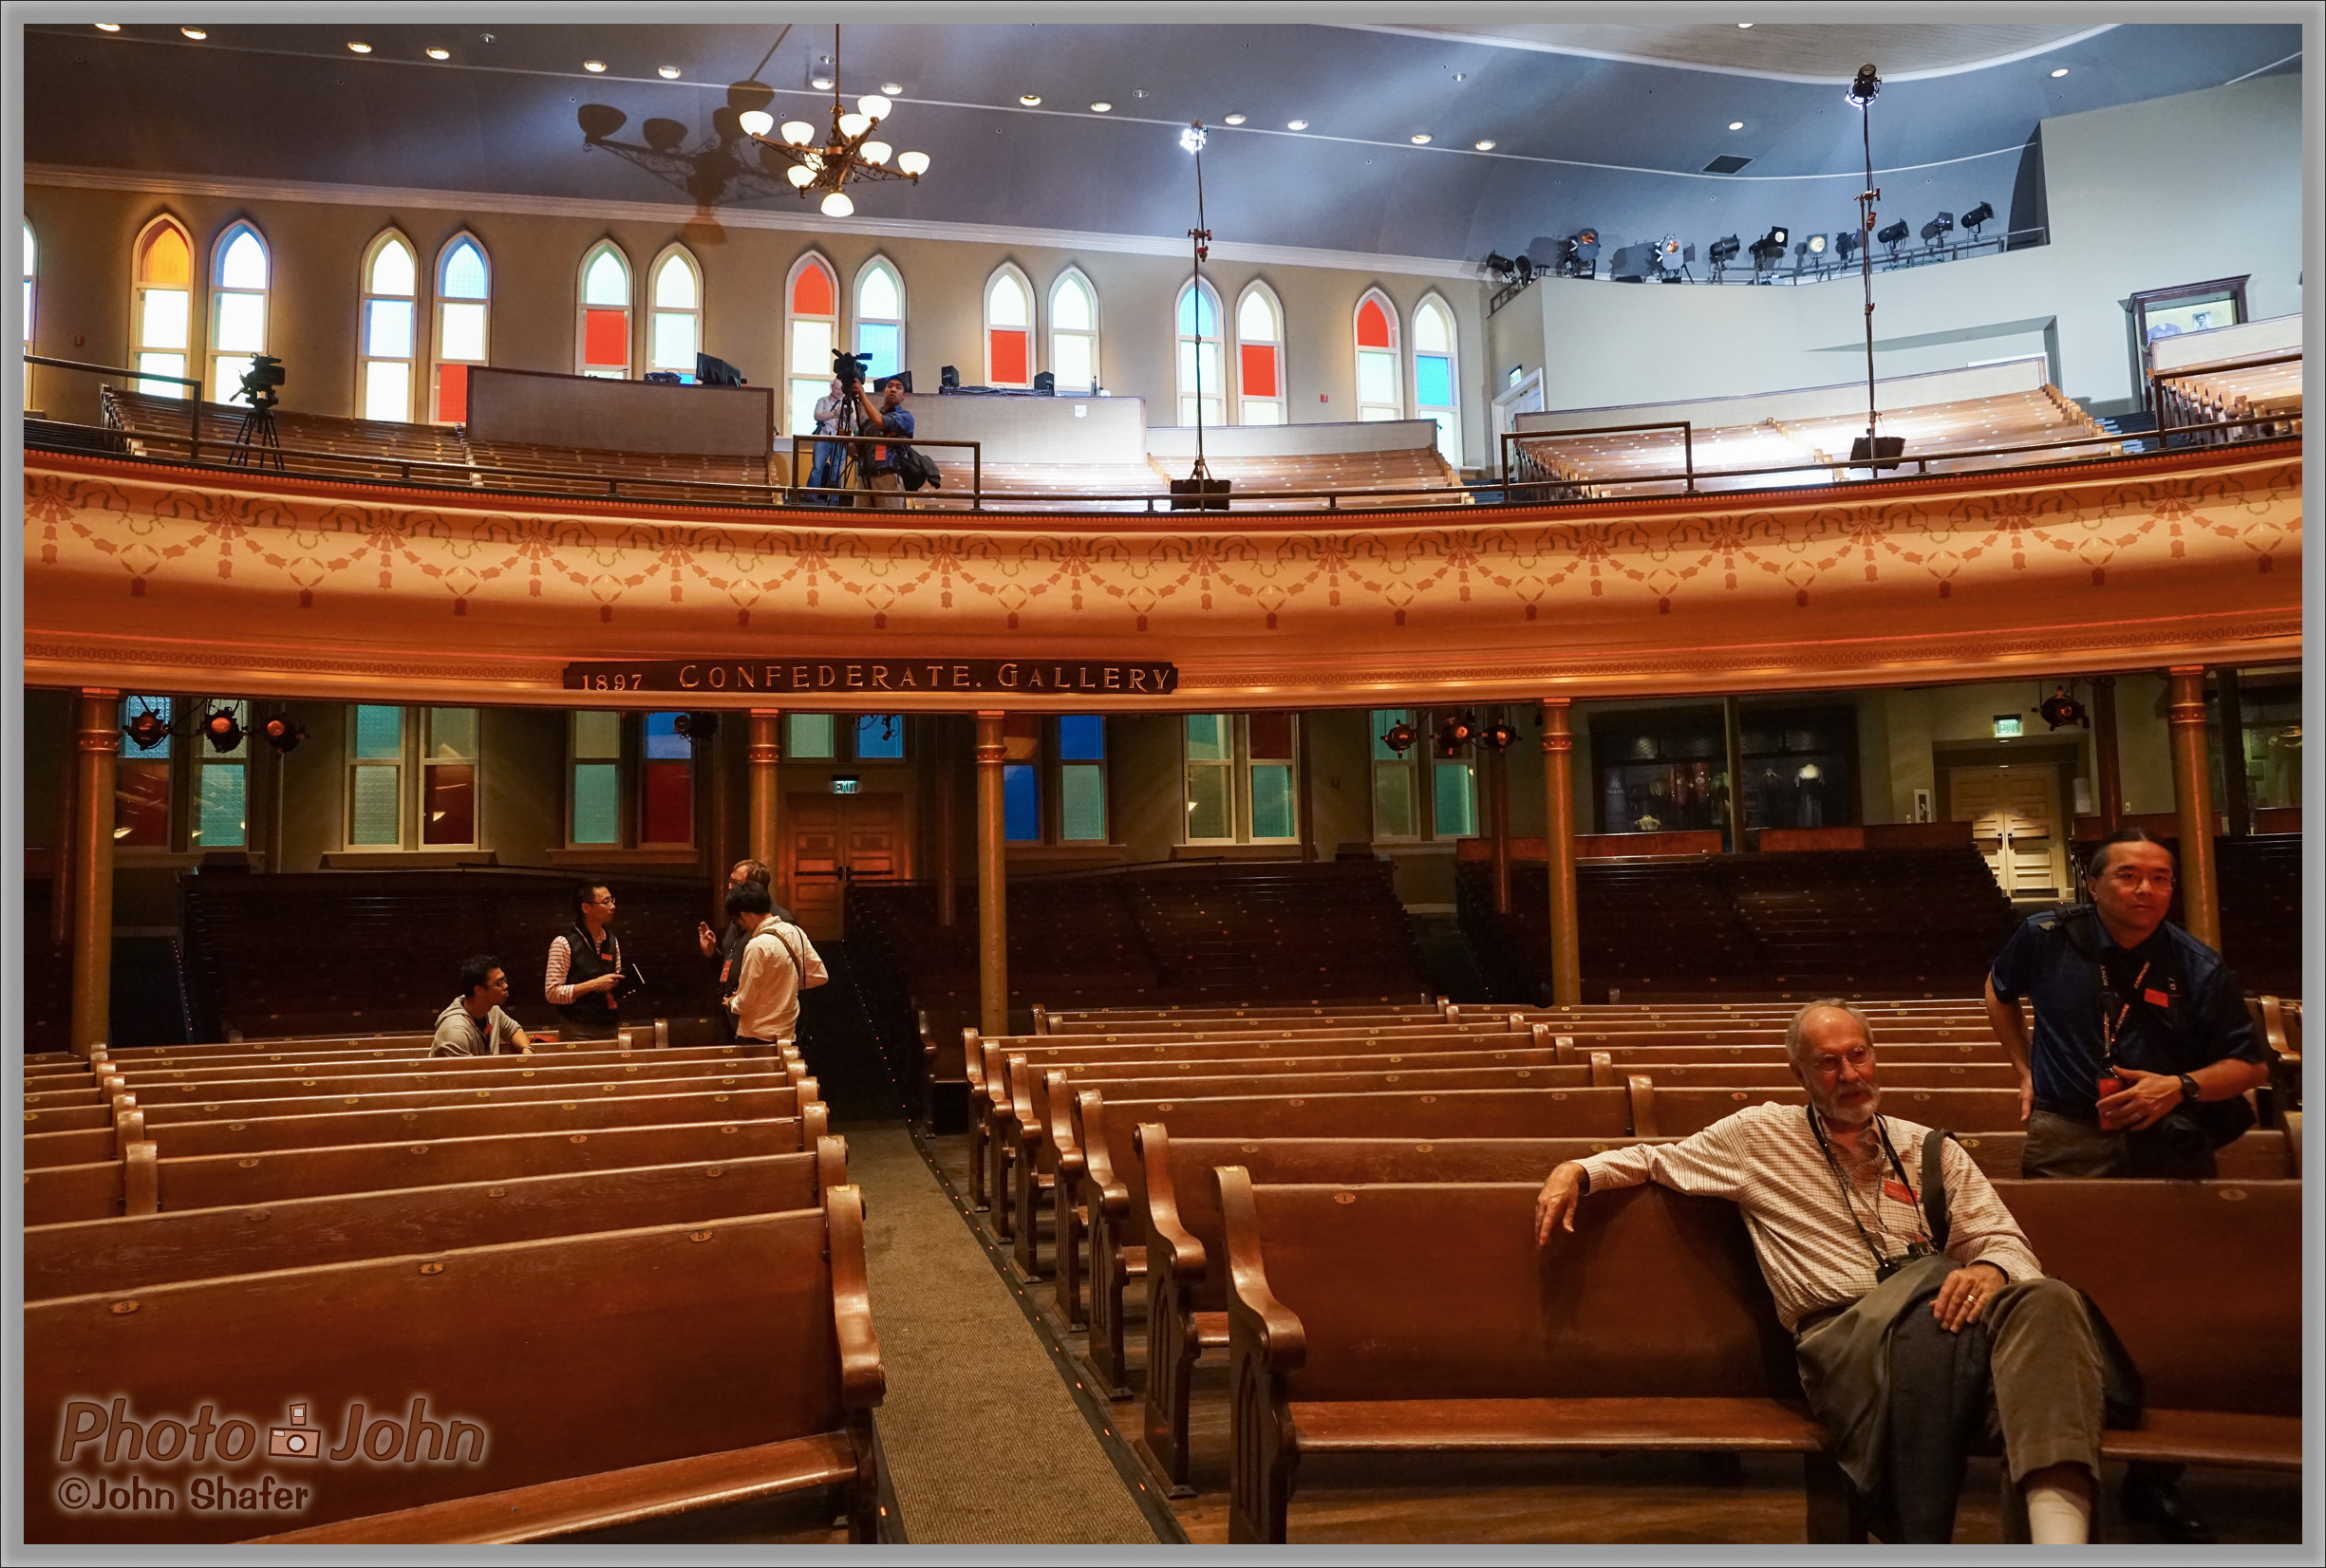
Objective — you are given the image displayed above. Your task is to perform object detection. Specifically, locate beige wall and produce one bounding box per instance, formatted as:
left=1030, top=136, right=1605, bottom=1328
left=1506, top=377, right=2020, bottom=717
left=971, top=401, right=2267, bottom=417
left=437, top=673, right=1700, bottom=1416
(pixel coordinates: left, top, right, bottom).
left=24, top=183, right=1491, bottom=465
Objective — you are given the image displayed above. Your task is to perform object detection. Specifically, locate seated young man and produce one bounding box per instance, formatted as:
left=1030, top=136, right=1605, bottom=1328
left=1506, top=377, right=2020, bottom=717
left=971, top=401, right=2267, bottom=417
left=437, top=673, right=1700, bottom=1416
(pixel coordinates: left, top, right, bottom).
left=1534, top=999, right=2102, bottom=1544
left=431, top=953, right=534, bottom=1057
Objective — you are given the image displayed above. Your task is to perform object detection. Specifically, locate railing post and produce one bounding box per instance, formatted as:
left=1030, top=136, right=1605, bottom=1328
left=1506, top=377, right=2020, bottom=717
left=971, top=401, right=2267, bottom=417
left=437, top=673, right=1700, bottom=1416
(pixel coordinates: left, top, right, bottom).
left=189, top=394, right=200, bottom=466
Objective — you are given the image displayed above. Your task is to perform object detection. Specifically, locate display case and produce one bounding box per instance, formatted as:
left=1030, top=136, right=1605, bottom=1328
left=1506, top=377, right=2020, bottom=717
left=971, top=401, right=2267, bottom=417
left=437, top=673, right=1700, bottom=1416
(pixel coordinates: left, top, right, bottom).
left=1736, top=706, right=1858, bottom=835
left=1590, top=702, right=1858, bottom=849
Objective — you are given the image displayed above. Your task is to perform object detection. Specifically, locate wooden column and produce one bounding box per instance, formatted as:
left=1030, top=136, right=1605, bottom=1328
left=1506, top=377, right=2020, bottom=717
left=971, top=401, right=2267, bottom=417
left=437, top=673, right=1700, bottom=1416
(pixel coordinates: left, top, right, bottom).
left=69, top=689, right=121, bottom=1058
left=935, top=716, right=958, bottom=926
left=1539, top=698, right=1582, bottom=1006
left=1490, top=728, right=1512, bottom=914
left=975, top=711, right=1009, bottom=1036
left=50, top=719, right=78, bottom=949
left=2165, top=666, right=2221, bottom=951
left=2090, top=676, right=2123, bottom=833
left=2216, top=667, right=2250, bottom=838
left=705, top=716, right=732, bottom=924
left=1721, top=695, right=1746, bottom=852
left=747, top=710, right=782, bottom=893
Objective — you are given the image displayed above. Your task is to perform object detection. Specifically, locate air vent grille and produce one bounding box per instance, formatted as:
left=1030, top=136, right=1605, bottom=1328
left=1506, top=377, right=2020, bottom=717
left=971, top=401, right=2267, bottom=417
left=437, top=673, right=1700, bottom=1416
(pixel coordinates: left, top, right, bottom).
left=1702, top=155, right=1754, bottom=175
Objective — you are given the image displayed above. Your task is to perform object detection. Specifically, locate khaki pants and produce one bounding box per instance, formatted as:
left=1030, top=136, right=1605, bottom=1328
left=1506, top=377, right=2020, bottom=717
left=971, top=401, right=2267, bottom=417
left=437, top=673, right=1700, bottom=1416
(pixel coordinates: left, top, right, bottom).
left=867, top=472, right=907, bottom=510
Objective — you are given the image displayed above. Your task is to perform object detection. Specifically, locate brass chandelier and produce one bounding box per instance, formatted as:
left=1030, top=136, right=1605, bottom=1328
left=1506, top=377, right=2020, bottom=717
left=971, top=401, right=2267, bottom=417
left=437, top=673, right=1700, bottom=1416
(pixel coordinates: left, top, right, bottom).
left=737, top=27, right=930, bottom=218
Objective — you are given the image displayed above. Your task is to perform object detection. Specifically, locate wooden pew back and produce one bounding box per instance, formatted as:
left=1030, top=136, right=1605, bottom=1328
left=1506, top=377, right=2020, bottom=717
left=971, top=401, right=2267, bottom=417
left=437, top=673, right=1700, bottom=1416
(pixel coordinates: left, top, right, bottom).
left=1632, top=1083, right=2024, bottom=1136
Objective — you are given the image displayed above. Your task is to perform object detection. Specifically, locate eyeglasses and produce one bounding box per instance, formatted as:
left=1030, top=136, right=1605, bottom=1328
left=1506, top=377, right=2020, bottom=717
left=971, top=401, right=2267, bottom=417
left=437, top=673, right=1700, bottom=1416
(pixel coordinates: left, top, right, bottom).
left=1804, top=1046, right=1874, bottom=1077
left=2101, top=869, right=2174, bottom=892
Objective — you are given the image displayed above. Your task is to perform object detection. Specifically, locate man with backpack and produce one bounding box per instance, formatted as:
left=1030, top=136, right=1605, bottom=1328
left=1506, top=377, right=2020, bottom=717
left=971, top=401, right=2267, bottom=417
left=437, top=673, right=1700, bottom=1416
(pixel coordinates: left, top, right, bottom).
left=722, top=880, right=828, bottom=1048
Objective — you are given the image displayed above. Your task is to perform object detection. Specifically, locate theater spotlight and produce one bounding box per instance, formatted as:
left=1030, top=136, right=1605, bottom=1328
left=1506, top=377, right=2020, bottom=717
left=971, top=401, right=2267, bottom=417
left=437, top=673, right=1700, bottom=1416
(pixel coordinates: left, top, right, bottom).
left=1434, top=712, right=1478, bottom=755
left=1708, top=234, right=1741, bottom=266
left=2035, top=684, right=2091, bottom=731
left=1847, top=63, right=1881, bottom=107
left=1960, top=200, right=1995, bottom=236
left=1479, top=717, right=1520, bottom=753
left=1921, top=211, right=1955, bottom=245
left=1558, top=229, right=1600, bottom=278
left=672, top=712, right=721, bottom=745
left=1807, top=233, right=1828, bottom=255
left=1748, top=226, right=1790, bottom=275
left=122, top=705, right=171, bottom=753
left=1833, top=230, right=1859, bottom=263
left=1483, top=252, right=1517, bottom=281
left=199, top=705, right=245, bottom=754
left=1380, top=719, right=1418, bottom=756
left=260, top=715, right=307, bottom=755
left=1512, top=253, right=1535, bottom=283
left=1877, top=218, right=1910, bottom=256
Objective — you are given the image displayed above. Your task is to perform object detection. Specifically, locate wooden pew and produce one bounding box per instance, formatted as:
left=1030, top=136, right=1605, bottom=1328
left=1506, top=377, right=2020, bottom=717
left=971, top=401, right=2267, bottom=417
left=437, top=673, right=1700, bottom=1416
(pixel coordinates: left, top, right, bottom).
left=1952, top=1129, right=2297, bottom=1182
left=1566, top=1040, right=2009, bottom=1069
left=1628, top=1083, right=2026, bottom=1137
left=89, top=1047, right=794, bottom=1092
left=27, top=1113, right=829, bottom=1224
left=1069, top=1086, right=1634, bottom=1397
left=26, top=1137, right=850, bottom=1300
left=26, top=1186, right=883, bottom=1544
left=1590, top=1058, right=2020, bottom=1091
left=1217, top=1175, right=1835, bottom=1543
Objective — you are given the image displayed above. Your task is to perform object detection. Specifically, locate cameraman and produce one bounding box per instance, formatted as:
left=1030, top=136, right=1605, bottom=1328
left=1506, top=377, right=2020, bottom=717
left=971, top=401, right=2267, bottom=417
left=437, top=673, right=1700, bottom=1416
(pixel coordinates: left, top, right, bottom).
left=1984, top=824, right=2270, bottom=1541
left=808, top=376, right=849, bottom=504
left=854, top=375, right=914, bottom=511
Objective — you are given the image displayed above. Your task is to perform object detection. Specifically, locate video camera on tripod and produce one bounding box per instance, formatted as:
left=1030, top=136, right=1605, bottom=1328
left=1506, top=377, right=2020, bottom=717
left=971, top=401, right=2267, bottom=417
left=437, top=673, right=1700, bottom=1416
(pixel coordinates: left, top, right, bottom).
left=229, top=353, right=286, bottom=471
left=237, top=353, right=285, bottom=410
left=833, top=347, right=874, bottom=392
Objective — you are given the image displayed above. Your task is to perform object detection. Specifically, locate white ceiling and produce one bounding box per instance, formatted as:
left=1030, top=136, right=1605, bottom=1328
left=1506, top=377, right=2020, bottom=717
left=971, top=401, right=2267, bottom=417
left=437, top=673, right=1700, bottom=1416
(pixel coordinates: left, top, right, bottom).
left=1352, top=22, right=2117, bottom=84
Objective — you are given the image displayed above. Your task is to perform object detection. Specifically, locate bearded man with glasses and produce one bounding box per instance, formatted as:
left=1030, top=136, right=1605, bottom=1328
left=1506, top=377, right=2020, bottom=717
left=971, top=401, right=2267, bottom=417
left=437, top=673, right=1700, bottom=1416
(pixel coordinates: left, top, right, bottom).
left=1983, top=824, right=2272, bottom=1541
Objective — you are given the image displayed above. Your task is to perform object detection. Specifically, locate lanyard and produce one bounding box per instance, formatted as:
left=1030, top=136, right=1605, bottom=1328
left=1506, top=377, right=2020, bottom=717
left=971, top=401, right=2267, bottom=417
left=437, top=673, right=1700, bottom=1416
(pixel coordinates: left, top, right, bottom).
left=2096, top=956, right=2149, bottom=1074
left=1806, top=1106, right=1928, bottom=1272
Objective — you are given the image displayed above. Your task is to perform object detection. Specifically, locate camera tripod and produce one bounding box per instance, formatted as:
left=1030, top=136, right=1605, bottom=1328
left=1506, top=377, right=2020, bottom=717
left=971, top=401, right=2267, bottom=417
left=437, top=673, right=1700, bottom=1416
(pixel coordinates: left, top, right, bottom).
left=231, top=387, right=284, bottom=472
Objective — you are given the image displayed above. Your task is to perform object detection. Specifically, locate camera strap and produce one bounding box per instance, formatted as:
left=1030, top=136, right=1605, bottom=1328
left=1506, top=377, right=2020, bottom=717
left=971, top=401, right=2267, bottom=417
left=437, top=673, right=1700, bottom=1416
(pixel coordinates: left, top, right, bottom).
left=1806, top=1106, right=1929, bottom=1275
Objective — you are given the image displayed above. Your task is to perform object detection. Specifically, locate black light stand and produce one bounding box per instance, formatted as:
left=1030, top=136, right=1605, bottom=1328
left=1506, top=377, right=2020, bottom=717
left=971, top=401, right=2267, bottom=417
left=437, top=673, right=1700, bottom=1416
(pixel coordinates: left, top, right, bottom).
left=1846, top=65, right=1903, bottom=474
left=1171, top=121, right=1229, bottom=512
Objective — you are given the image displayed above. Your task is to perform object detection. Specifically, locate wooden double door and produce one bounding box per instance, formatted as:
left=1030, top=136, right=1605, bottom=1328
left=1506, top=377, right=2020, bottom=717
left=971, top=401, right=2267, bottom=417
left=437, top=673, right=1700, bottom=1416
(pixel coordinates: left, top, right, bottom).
left=786, top=793, right=909, bottom=941
left=1950, top=766, right=2067, bottom=899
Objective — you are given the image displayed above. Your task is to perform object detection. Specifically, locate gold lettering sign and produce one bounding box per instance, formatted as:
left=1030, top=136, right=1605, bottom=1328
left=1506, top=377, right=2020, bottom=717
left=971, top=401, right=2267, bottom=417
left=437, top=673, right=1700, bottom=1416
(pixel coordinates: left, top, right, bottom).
left=565, top=659, right=1177, bottom=696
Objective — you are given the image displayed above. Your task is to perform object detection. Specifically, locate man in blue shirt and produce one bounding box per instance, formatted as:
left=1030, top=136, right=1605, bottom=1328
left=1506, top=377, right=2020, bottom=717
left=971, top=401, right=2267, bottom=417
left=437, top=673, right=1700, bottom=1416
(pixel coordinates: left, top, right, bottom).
left=1984, top=824, right=2271, bottom=1542
left=853, top=375, right=914, bottom=510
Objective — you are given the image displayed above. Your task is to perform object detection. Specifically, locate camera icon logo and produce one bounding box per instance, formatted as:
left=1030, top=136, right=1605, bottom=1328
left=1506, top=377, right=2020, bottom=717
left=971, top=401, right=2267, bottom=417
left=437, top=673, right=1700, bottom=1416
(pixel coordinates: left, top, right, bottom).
left=268, top=1402, right=325, bottom=1460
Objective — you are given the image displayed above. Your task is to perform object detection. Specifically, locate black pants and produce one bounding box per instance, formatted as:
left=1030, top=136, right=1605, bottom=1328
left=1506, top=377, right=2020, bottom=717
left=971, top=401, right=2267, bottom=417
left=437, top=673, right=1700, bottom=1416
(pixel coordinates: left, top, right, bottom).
left=1883, top=1305, right=1997, bottom=1542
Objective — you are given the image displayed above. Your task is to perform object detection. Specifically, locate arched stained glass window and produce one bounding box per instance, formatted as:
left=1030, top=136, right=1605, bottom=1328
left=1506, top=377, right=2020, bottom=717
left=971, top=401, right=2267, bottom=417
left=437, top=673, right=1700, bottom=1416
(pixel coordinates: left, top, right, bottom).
left=648, top=245, right=701, bottom=377
left=208, top=222, right=270, bottom=402
left=1355, top=289, right=1401, bottom=421
left=23, top=221, right=36, bottom=409
left=358, top=230, right=417, bottom=422
left=1175, top=278, right=1222, bottom=426
left=434, top=233, right=490, bottom=422
left=1235, top=282, right=1285, bottom=425
left=576, top=242, right=631, bottom=378
left=985, top=264, right=1033, bottom=388
left=1414, top=295, right=1459, bottom=466
left=785, top=252, right=839, bottom=437
left=1050, top=269, right=1097, bottom=394
left=131, top=217, right=194, bottom=400
left=854, top=257, right=904, bottom=385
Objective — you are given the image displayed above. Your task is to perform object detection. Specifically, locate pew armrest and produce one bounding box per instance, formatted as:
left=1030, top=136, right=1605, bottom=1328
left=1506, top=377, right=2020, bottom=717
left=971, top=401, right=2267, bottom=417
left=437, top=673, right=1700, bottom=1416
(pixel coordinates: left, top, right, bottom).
left=815, top=1133, right=849, bottom=1192
left=247, top=1431, right=864, bottom=1544
left=1137, top=1124, right=1208, bottom=1283
left=1045, top=1072, right=1084, bottom=1180
left=1078, top=1091, right=1130, bottom=1223
left=1216, top=1166, right=1305, bottom=1374
left=826, top=1185, right=887, bottom=1409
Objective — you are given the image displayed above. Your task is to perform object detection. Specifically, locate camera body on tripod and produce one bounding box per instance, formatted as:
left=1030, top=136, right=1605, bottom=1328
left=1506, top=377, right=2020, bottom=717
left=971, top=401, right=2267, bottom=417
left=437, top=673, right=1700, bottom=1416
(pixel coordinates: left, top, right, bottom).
left=238, top=352, right=285, bottom=410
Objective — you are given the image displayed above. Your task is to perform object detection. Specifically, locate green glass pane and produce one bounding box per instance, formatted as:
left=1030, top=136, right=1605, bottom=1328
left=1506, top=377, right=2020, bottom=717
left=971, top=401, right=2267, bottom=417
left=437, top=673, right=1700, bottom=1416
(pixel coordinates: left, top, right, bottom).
left=1185, top=714, right=1230, bottom=762
left=197, top=763, right=245, bottom=848
left=788, top=714, right=835, bottom=759
left=349, top=765, right=401, bottom=846
left=1433, top=762, right=1476, bottom=838
left=428, top=707, right=478, bottom=759
left=1251, top=764, right=1295, bottom=840
left=1061, top=764, right=1107, bottom=842
left=572, top=761, right=619, bottom=845
left=1370, top=710, right=1416, bottom=761
left=353, top=704, right=403, bottom=760
left=1187, top=766, right=1231, bottom=841
left=573, top=710, right=621, bottom=759
left=1373, top=764, right=1415, bottom=838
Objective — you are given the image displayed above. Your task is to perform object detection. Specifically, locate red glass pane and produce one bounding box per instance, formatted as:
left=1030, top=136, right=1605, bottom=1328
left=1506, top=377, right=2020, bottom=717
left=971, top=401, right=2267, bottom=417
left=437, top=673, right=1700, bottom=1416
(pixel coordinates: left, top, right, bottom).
left=1249, top=712, right=1294, bottom=760
left=422, top=763, right=476, bottom=845
left=115, top=761, right=171, bottom=847
left=435, top=363, right=469, bottom=424
left=990, top=327, right=1029, bottom=385
left=641, top=760, right=692, bottom=844
left=1356, top=298, right=1392, bottom=349
left=792, top=263, right=835, bottom=317
left=584, top=308, right=628, bottom=368
left=1240, top=343, right=1278, bottom=398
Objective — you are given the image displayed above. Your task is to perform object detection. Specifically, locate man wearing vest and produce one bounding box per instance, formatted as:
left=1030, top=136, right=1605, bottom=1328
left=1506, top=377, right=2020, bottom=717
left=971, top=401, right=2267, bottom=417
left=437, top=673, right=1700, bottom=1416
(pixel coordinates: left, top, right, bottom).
left=1985, top=824, right=2272, bottom=1543
left=724, top=881, right=827, bottom=1047
left=546, top=881, right=627, bottom=1040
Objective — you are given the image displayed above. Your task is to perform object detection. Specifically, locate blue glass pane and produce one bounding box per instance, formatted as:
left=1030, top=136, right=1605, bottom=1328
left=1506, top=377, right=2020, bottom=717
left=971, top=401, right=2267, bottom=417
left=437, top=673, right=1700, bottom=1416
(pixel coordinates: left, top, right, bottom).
left=644, top=711, right=690, bottom=759
left=1416, top=353, right=1453, bottom=409
left=858, top=322, right=901, bottom=382
left=855, top=714, right=904, bottom=759
left=441, top=241, right=488, bottom=300
left=1004, top=763, right=1040, bottom=842
left=1176, top=286, right=1217, bottom=338
left=1058, top=715, right=1105, bottom=761
left=353, top=704, right=403, bottom=760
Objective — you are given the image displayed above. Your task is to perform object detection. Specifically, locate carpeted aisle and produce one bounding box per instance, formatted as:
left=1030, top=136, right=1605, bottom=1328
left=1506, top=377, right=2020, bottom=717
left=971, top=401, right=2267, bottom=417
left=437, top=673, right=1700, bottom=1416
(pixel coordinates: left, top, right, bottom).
left=845, top=1124, right=1163, bottom=1545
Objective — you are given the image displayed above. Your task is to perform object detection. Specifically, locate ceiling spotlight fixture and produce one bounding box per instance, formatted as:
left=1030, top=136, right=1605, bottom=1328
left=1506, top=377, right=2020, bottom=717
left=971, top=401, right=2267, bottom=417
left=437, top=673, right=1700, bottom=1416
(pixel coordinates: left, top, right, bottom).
left=1807, top=233, right=1827, bottom=254
left=427, top=47, right=452, bottom=60
left=200, top=705, right=245, bottom=755
left=583, top=60, right=607, bottom=73
left=658, top=65, right=681, bottom=79
left=1473, top=139, right=1495, bottom=150
left=1090, top=101, right=1112, bottom=112
left=2036, top=683, right=2091, bottom=731
left=1833, top=229, right=1860, bottom=262
left=122, top=705, right=171, bottom=753
left=1738, top=21, right=1754, bottom=28
left=1558, top=228, right=1601, bottom=278
left=881, top=82, right=903, bottom=95
left=95, top=22, right=122, bottom=31
left=1224, top=113, right=1247, bottom=125
left=729, top=26, right=930, bottom=217
left=1748, top=224, right=1790, bottom=272
left=1729, top=121, right=1745, bottom=130
left=260, top=715, right=308, bottom=755
left=1960, top=201, right=1996, bottom=238
left=809, top=55, right=834, bottom=90
left=1379, top=719, right=1417, bottom=756
left=1019, top=93, right=1041, bottom=106
left=1921, top=210, right=1955, bottom=245
left=1286, top=118, right=1308, bottom=130
left=1434, top=713, right=1479, bottom=756
left=1179, top=121, right=1208, bottom=153
left=347, top=41, right=372, bottom=53
left=1410, top=132, right=1432, bottom=144
left=1877, top=217, right=1910, bottom=253
left=1847, top=62, right=1881, bottom=107
left=180, top=26, right=206, bottom=39
left=2051, top=66, right=2070, bottom=78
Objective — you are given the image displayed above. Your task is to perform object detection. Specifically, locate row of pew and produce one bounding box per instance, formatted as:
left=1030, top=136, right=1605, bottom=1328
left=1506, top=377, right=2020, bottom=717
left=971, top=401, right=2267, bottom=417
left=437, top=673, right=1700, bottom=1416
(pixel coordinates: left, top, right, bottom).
left=22, top=1025, right=885, bottom=1545
left=947, top=996, right=2301, bottom=1543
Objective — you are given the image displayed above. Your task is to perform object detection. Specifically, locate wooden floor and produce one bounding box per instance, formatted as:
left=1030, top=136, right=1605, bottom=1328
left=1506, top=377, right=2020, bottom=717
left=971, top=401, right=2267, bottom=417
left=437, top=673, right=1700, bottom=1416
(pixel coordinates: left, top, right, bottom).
left=920, top=1131, right=2303, bottom=1546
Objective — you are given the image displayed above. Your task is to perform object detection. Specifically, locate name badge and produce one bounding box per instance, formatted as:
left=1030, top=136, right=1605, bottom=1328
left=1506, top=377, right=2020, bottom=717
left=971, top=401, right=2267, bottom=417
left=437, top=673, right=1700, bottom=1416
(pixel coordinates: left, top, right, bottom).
left=2143, top=987, right=2170, bottom=1007
left=1882, top=1180, right=1914, bottom=1204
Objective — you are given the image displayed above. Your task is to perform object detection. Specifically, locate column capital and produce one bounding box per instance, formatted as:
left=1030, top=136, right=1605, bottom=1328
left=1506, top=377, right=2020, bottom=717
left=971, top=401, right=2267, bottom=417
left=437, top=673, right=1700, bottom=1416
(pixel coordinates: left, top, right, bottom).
left=975, top=710, right=1007, bottom=764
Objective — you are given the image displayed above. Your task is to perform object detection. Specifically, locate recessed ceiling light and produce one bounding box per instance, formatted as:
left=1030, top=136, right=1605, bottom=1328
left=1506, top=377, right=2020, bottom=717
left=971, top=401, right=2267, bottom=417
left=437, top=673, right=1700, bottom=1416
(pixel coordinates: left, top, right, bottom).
left=658, top=65, right=681, bottom=79
left=811, top=75, right=834, bottom=90
left=1737, top=21, right=1754, bottom=28
left=427, top=47, right=451, bottom=60
left=584, top=61, right=608, bottom=74
left=347, top=41, right=372, bottom=53
left=1224, top=113, right=1247, bottom=125
left=94, top=22, right=121, bottom=31
left=1020, top=93, right=1041, bottom=105
left=1412, top=133, right=1434, bottom=144
left=1473, top=139, right=1495, bottom=151
left=1730, top=121, right=1745, bottom=130
left=2051, top=67, right=2070, bottom=78
left=180, top=26, right=206, bottom=39
left=881, top=82, right=903, bottom=95
left=1090, top=101, right=1112, bottom=112
left=1286, top=118, right=1308, bottom=130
